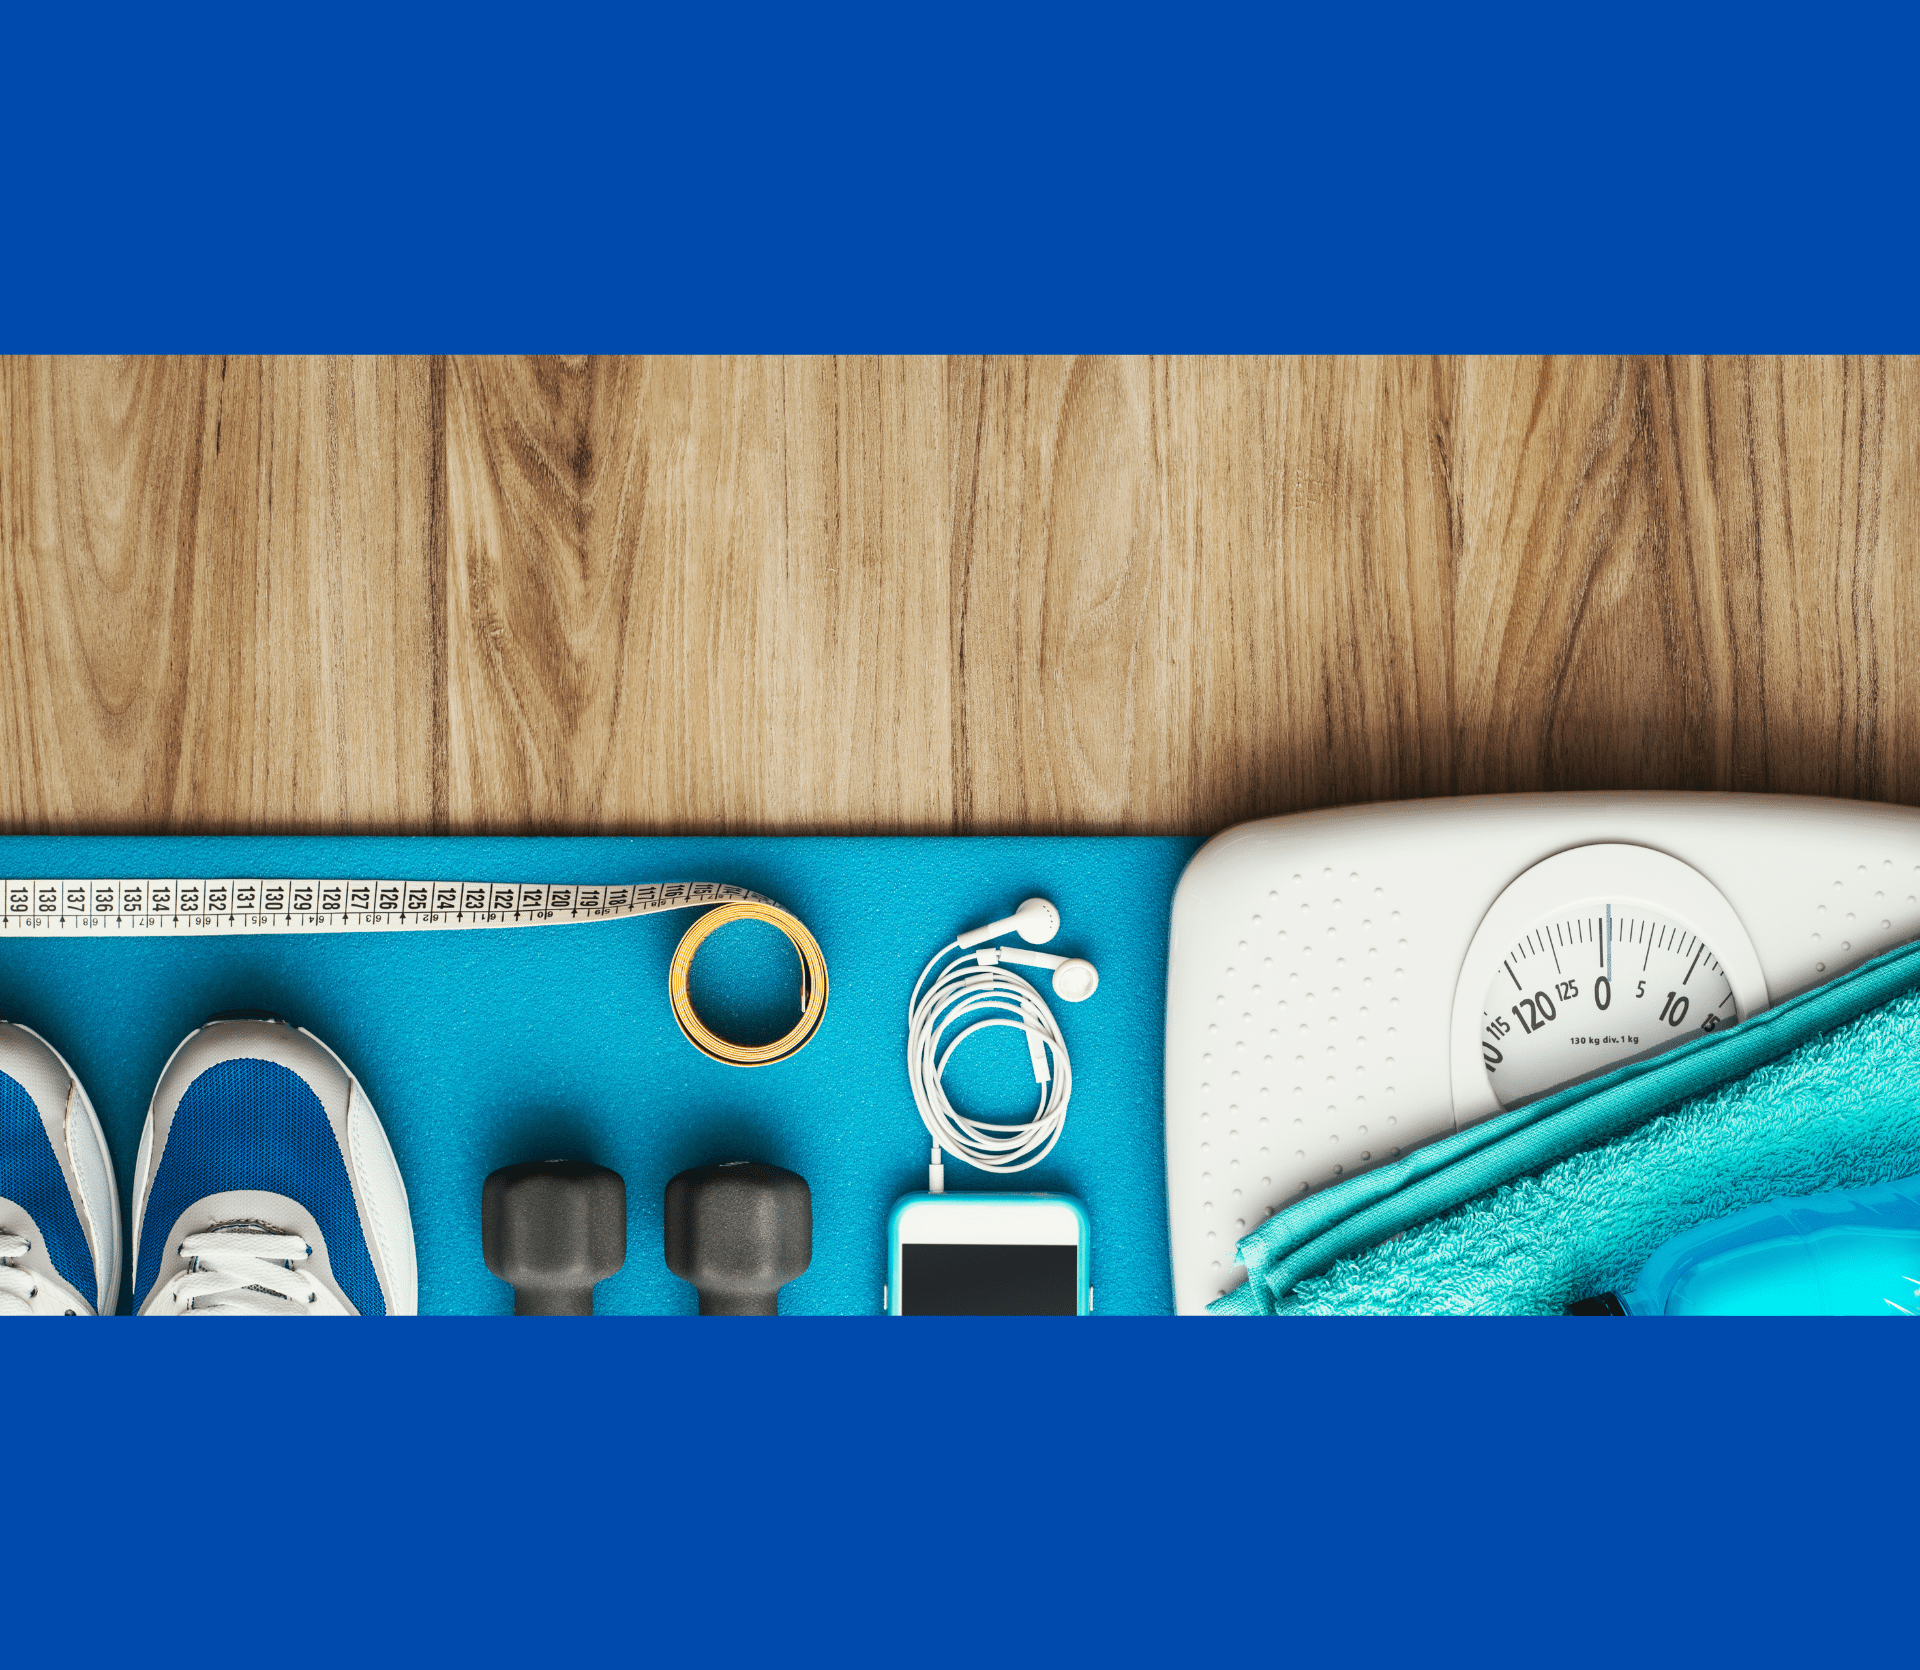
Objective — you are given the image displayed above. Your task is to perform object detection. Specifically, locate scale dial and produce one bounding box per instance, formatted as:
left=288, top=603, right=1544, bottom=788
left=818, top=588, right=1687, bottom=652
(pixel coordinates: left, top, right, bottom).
left=1480, top=902, right=1737, bottom=1106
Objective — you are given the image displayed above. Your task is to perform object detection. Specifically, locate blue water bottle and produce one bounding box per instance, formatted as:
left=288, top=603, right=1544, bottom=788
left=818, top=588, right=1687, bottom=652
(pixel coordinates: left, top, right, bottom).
left=1619, top=1173, right=1920, bottom=1316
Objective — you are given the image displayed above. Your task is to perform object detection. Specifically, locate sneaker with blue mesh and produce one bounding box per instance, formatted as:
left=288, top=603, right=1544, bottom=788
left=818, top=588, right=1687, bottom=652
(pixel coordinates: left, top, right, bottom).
left=131, top=1014, right=417, bottom=1316
left=0, top=1022, right=122, bottom=1316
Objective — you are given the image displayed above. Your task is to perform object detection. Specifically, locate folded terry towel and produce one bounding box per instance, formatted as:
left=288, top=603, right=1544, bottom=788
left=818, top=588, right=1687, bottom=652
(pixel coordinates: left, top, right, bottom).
left=1215, top=937, right=1920, bottom=1316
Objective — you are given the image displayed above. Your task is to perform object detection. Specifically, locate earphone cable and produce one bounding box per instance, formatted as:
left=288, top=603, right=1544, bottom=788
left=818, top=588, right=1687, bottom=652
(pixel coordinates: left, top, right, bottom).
left=907, top=941, right=1076, bottom=1192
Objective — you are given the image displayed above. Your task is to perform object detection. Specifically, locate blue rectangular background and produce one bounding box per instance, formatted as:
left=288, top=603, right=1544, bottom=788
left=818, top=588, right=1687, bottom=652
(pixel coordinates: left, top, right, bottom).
left=0, top=833, right=1200, bottom=1314
left=13, top=1318, right=1918, bottom=1666
left=5, top=1, right=1914, bottom=347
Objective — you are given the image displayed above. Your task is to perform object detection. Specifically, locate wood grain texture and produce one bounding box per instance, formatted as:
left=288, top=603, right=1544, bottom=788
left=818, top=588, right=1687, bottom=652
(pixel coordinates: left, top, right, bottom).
left=2, top=356, right=1914, bottom=835
left=0, top=356, right=439, bottom=830
left=442, top=356, right=953, bottom=832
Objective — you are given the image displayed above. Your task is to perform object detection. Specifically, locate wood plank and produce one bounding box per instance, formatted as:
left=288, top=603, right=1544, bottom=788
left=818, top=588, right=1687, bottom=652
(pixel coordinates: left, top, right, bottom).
left=442, top=356, right=953, bottom=832
left=1450, top=356, right=1920, bottom=802
left=0, top=356, right=437, bottom=831
left=947, top=356, right=1454, bottom=830
left=3, top=355, right=1914, bottom=836
left=1175, top=354, right=1455, bottom=825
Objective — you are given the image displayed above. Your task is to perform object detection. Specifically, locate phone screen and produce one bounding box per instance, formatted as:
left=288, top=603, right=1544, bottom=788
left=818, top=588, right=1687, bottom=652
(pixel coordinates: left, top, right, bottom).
left=900, top=1242, right=1079, bottom=1315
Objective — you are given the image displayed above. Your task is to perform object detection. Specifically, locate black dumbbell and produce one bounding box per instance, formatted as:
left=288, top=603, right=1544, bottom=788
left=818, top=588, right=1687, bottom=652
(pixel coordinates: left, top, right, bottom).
left=663, top=1161, right=811, bottom=1315
left=482, top=1159, right=627, bottom=1315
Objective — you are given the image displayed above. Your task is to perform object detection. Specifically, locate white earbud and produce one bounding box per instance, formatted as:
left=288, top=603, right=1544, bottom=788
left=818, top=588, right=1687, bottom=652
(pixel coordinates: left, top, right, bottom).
left=955, top=897, right=1060, bottom=950
left=986, top=946, right=1101, bottom=1002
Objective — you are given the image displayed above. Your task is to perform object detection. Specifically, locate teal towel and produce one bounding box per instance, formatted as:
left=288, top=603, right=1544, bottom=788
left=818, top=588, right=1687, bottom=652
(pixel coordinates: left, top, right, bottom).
left=1215, top=937, right=1920, bottom=1316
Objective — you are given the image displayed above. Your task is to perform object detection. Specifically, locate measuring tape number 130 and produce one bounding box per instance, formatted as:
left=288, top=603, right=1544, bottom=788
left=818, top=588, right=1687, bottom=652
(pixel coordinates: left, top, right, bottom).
left=0, top=875, right=828, bottom=1068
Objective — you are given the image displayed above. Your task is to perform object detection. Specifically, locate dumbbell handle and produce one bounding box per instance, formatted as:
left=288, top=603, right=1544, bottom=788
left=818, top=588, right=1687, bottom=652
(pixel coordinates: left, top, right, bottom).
left=509, top=1277, right=597, bottom=1317
left=697, top=1286, right=779, bottom=1318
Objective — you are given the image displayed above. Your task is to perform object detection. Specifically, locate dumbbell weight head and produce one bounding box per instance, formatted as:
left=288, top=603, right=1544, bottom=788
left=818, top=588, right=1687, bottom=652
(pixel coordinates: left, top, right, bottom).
left=663, top=1161, right=812, bottom=1315
left=482, top=1159, right=628, bottom=1316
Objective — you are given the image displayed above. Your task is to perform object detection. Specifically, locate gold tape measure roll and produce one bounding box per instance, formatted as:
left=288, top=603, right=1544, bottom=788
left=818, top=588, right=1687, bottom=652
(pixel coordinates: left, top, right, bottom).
left=667, top=900, right=829, bottom=1067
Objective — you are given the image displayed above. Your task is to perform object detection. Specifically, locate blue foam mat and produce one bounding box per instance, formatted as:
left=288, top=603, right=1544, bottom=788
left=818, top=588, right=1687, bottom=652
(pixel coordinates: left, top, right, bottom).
left=0, top=835, right=1201, bottom=1315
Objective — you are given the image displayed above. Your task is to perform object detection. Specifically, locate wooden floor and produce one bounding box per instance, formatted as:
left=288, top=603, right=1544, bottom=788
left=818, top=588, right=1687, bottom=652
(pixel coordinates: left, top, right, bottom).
left=2, top=356, right=1914, bottom=835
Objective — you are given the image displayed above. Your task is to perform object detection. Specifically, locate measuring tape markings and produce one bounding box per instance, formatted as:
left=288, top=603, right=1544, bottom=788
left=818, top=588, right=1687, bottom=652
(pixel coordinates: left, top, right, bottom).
left=0, top=877, right=828, bottom=1067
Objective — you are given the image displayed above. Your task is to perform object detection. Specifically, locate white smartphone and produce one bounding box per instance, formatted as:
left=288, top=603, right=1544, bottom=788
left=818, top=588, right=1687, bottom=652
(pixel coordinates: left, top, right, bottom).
left=885, top=1192, right=1091, bottom=1315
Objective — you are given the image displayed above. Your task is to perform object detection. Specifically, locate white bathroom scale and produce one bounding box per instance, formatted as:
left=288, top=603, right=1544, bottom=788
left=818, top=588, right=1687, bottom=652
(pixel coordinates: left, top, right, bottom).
left=1163, top=793, right=1920, bottom=1314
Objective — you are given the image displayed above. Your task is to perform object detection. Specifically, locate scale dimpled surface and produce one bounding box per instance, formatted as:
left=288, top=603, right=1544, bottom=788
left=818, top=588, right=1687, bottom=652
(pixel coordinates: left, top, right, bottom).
left=1195, top=865, right=1407, bottom=1281
left=135, top=1058, right=381, bottom=1315
left=0, top=1070, right=93, bottom=1298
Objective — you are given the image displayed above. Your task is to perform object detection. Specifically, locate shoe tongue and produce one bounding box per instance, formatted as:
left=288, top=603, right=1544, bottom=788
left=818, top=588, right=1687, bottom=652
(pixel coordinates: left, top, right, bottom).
left=211, top=1218, right=293, bottom=1238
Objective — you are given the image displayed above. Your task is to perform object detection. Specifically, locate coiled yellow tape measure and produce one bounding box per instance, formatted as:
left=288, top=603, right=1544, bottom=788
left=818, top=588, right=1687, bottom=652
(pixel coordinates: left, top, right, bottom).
left=0, top=876, right=827, bottom=1067
left=667, top=899, right=828, bottom=1066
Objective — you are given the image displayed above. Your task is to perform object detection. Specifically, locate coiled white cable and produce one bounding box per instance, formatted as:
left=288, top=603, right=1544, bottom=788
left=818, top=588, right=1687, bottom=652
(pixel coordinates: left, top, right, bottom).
left=907, top=941, right=1076, bottom=1191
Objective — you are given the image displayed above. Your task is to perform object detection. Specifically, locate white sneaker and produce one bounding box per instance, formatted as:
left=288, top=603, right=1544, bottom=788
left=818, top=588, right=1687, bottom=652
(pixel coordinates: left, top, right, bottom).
left=131, top=1013, right=417, bottom=1316
left=0, top=1022, right=122, bottom=1316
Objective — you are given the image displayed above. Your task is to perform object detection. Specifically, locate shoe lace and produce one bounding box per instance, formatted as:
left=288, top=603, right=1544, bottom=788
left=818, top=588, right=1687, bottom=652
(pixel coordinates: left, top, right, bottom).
left=0, top=1233, right=38, bottom=1316
left=162, top=1225, right=321, bottom=1314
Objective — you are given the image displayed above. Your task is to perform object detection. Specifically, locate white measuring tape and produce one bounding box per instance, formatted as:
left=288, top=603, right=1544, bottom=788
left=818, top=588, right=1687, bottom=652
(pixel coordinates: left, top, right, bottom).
left=0, top=877, right=828, bottom=1067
